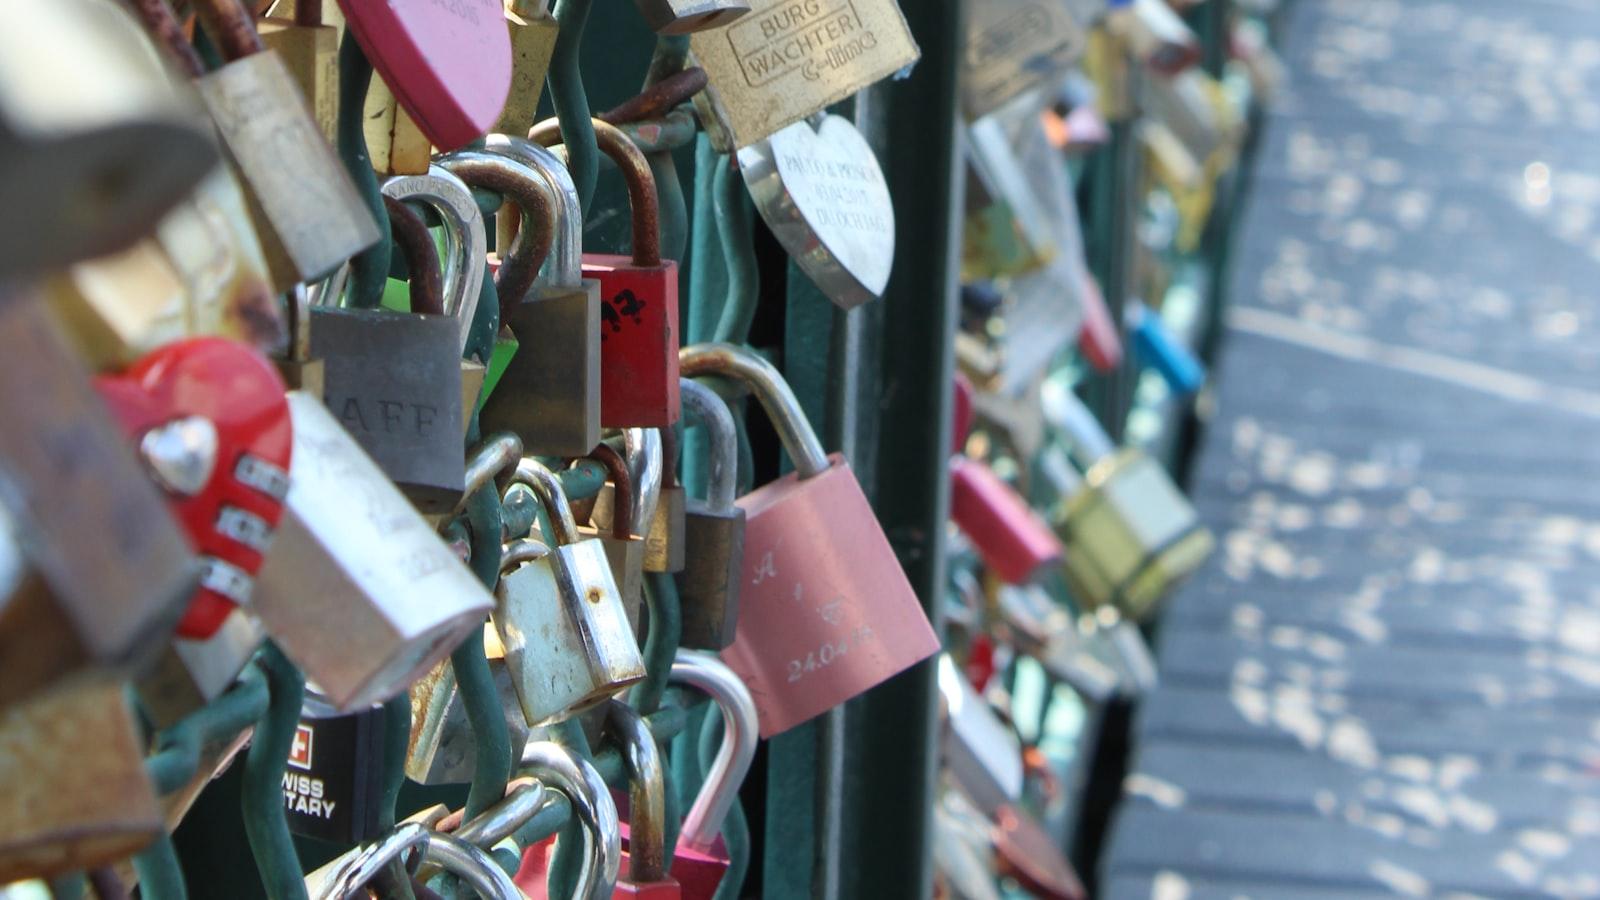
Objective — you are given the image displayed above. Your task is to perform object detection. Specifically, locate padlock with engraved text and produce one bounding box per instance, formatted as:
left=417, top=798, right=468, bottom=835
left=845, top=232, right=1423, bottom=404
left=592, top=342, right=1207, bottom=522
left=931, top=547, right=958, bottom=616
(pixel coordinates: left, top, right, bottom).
left=335, top=0, right=511, bottom=149
left=495, top=0, right=559, bottom=137
left=1040, top=382, right=1213, bottom=621
left=496, top=460, right=645, bottom=727
left=0, top=682, right=163, bottom=884
left=259, top=0, right=339, bottom=143
left=93, top=338, right=292, bottom=725
left=689, top=0, right=921, bottom=151
left=605, top=700, right=680, bottom=899
left=634, top=0, right=749, bottom=35
left=528, top=117, right=680, bottom=428
left=0, top=0, right=220, bottom=280
left=949, top=457, right=1063, bottom=586
left=283, top=691, right=385, bottom=844
left=575, top=444, right=647, bottom=636
left=676, top=379, right=745, bottom=651
left=681, top=343, right=940, bottom=737
left=477, top=135, right=604, bottom=456
left=0, top=298, right=198, bottom=711
left=310, top=165, right=486, bottom=512
left=135, top=0, right=381, bottom=291
left=254, top=392, right=496, bottom=712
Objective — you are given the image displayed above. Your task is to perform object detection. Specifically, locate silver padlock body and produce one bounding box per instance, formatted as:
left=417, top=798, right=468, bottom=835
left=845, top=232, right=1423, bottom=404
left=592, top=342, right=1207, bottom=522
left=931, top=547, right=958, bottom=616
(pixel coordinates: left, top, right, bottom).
left=556, top=539, right=646, bottom=700
left=633, top=0, right=750, bottom=34
left=577, top=525, right=645, bottom=638
left=479, top=283, right=601, bottom=457
left=939, top=656, right=1023, bottom=818
left=255, top=393, right=494, bottom=712
left=677, top=501, right=745, bottom=651
left=1058, top=449, right=1214, bottom=621
left=135, top=609, right=263, bottom=729
left=406, top=650, right=531, bottom=785
left=309, top=308, right=465, bottom=513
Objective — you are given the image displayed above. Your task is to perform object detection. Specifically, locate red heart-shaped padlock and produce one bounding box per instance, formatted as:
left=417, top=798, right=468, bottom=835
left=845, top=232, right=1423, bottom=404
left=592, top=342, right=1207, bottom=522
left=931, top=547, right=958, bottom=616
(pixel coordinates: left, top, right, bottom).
left=95, top=338, right=292, bottom=639
left=336, top=0, right=513, bottom=149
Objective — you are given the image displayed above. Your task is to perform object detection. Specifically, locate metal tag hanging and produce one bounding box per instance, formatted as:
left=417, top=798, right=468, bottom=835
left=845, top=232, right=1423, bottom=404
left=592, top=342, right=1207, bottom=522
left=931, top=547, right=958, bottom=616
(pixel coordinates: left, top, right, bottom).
left=739, top=113, right=894, bottom=310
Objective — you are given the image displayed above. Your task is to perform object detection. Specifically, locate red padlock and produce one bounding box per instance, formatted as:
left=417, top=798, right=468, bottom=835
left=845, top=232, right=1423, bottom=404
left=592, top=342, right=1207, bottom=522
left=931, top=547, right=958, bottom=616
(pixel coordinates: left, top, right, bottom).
left=949, top=457, right=1063, bottom=586
left=951, top=372, right=975, bottom=455
left=681, top=344, right=940, bottom=739
left=94, top=338, right=292, bottom=639
left=532, top=117, right=680, bottom=428
left=334, top=0, right=511, bottom=149
left=1076, top=270, right=1123, bottom=372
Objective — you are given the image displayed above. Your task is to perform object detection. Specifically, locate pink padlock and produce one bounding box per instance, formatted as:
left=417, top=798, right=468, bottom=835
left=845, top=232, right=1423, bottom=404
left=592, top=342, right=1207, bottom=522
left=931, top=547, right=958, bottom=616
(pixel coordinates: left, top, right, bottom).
left=952, top=372, right=975, bottom=455
left=1077, top=270, right=1123, bottom=373
left=335, top=0, right=511, bottom=149
left=949, top=457, right=1063, bottom=585
left=680, top=344, right=941, bottom=738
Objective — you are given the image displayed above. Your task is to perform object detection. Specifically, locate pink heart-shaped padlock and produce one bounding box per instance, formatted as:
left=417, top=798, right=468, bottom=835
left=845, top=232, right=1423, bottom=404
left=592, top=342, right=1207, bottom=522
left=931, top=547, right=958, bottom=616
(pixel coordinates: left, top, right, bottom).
left=337, top=0, right=513, bottom=149
left=95, top=338, right=292, bottom=639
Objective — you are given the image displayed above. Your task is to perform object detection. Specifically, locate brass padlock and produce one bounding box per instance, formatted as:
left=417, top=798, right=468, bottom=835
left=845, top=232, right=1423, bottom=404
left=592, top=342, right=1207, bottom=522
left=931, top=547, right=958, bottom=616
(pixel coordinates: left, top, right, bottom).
left=1040, top=385, right=1213, bottom=622
left=689, top=0, right=921, bottom=150
left=575, top=444, right=646, bottom=635
left=253, top=392, right=496, bottom=712
left=961, top=0, right=1088, bottom=121
left=0, top=0, right=220, bottom=280
left=493, top=0, right=560, bottom=137
left=476, top=135, right=603, bottom=457
left=259, top=0, right=339, bottom=143
left=0, top=682, right=163, bottom=884
left=364, top=77, right=434, bottom=178
left=0, top=299, right=197, bottom=710
left=494, top=460, right=645, bottom=727
left=138, top=0, right=382, bottom=290
left=591, top=426, right=684, bottom=575
left=676, top=378, right=745, bottom=651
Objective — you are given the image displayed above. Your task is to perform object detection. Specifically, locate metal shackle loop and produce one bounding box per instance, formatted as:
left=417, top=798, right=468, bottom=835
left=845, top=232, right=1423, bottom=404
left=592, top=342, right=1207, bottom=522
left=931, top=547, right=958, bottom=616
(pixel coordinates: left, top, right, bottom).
left=382, top=193, right=446, bottom=316
left=670, top=650, right=758, bottom=853
left=451, top=779, right=552, bottom=850
left=623, top=428, right=663, bottom=540
left=380, top=165, right=487, bottom=353
left=679, top=343, right=830, bottom=480
left=483, top=135, right=583, bottom=290
left=499, top=538, right=552, bottom=575
left=461, top=433, right=525, bottom=512
left=1039, top=375, right=1115, bottom=464
left=603, top=699, right=669, bottom=883
left=312, top=823, right=519, bottom=900
left=422, top=830, right=525, bottom=900
left=528, top=117, right=661, bottom=267
left=510, top=459, right=582, bottom=547
left=435, top=149, right=558, bottom=308
left=519, top=741, right=622, bottom=900
left=679, top=378, right=738, bottom=511
left=584, top=444, right=634, bottom=538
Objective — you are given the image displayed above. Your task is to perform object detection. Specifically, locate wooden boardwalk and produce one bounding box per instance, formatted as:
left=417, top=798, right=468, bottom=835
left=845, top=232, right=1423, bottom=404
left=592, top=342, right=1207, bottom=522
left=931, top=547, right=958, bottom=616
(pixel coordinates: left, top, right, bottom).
left=1101, top=0, right=1600, bottom=896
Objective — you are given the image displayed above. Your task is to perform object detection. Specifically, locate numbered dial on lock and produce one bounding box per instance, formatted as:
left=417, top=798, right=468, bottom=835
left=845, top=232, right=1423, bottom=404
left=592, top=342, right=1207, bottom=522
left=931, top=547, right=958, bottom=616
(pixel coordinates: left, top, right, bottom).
left=94, top=338, right=292, bottom=638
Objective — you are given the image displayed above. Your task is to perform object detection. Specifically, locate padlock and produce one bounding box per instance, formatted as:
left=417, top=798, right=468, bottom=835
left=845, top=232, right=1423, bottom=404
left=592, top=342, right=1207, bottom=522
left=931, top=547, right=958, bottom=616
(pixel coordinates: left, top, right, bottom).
left=254, top=392, right=496, bottom=712
left=688, top=0, right=921, bottom=150
left=528, top=116, right=680, bottom=428
left=513, top=741, right=622, bottom=899
left=434, top=148, right=556, bottom=323
left=646, top=428, right=688, bottom=573
left=962, top=117, right=1059, bottom=283
left=494, top=0, right=560, bottom=137
left=995, top=582, right=1120, bottom=704
left=949, top=457, right=1062, bottom=586
left=680, top=344, right=940, bottom=738
left=258, top=0, right=338, bottom=143
left=1105, top=0, right=1200, bottom=75
left=0, top=0, right=220, bottom=280
left=591, top=426, right=684, bottom=576
left=575, top=444, right=647, bottom=635
left=311, top=822, right=525, bottom=900
left=632, top=0, right=749, bottom=35
left=605, top=700, right=680, bottom=899
left=961, top=0, right=1088, bottom=121
left=1040, top=381, right=1213, bottom=621
left=334, top=0, right=512, bottom=149
left=1127, top=299, right=1204, bottom=398
left=283, top=691, right=385, bottom=844
left=363, top=78, right=435, bottom=178
left=406, top=622, right=533, bottom=785
left=495, top=460, right=645, bottom=727
left=0, top=298, right=197, bottom=710
left=676, top=379, right=744, bottom=651
left=0, top=682, right=162, bottom=884
left=991, top=803, right=1087, bottom=900
left=93, top=338, right=292, bottom=724
left=476, top=135, right=603, bottom=457
left=138, top=0, right=381, bottom=292
left=936, top=654, right=1023, bottom=819
left=310, top=165, right=486, bottom=512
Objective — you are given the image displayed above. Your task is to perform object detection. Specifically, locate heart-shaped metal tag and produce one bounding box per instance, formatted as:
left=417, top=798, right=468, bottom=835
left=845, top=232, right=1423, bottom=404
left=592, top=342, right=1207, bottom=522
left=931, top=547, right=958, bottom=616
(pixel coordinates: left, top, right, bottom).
left=335, top=0, right=512, bottom=150
left=739, top=114, right=895, bottom=310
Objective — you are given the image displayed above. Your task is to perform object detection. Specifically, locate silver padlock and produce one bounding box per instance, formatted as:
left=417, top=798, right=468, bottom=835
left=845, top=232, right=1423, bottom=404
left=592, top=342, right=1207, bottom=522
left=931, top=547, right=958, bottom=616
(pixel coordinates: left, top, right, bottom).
left=494, top=459, right=645, bottom=727
left=518, top=741, right=622, bottom=899
left=253, top=392, right=496, bottom=712
left=676, top=378, right=745, bottom=650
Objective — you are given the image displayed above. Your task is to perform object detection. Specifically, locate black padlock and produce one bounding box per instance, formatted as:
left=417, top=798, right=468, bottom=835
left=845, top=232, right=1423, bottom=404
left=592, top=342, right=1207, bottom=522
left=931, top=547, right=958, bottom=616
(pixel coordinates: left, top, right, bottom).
left=283, top=693, right=385, bottom=845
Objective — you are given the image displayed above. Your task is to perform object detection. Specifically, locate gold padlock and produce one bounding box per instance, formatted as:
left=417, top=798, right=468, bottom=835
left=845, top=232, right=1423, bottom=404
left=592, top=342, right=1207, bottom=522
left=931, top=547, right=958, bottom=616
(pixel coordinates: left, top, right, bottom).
left=365, top=78, right=435, bottom=178
left=494, top=0, right=560, bottom=137
left=259, top=0, right=340, bottom=143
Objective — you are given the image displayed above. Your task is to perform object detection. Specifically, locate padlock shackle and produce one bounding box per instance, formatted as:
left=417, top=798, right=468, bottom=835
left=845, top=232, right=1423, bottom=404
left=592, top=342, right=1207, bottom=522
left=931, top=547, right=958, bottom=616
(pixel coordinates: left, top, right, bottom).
left=602, top=699, right=671, bottom=884
left=679, top=378, right=738, bottom=511
left=436, top=150, right=558, bottom=308
left=449, top=780, right=551, bottom=852
left=459, top=434, right=525, bottom=516
left=670, top=650, right=758, bottom=853
left=379, top=167, right=487, bottom=354
left=679, top=343, right=830, bottom=479
left=1039, top=376, right=1116, bottom=464
left=583, top=444, right=634, bottom=538
left=381, top=194, right=446, bottom=316
left=499, top=538, right=552, bottom=573
left=528, top=117, right=662, bottom=268
left=519, top=741, right=622, bottom=900
left=312, top=822, right=521, bottom=900
left=126, top=0, right=205, bottom=79
left=482, top=135, right=584, bottom=290
left=510, top=460, right=582, bottom=548
left=623, top=428, right=663, bottom=545
left=191, top=0, right=266, bottom=61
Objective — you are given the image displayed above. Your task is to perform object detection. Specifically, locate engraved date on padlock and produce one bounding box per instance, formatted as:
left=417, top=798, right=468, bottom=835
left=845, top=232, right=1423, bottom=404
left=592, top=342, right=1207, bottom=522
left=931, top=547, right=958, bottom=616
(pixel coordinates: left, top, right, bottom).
left=785, top=624, right=874, bottom=684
